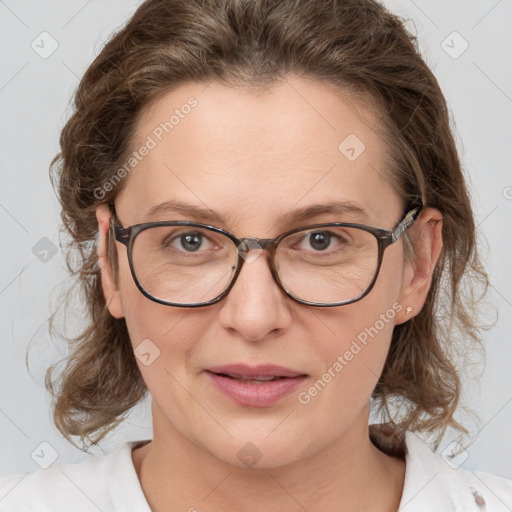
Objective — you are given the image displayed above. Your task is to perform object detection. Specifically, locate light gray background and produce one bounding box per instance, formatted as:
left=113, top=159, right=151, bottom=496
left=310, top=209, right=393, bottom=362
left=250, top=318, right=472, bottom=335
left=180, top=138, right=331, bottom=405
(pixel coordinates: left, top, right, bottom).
left=1, top=0, right=511, bottom=480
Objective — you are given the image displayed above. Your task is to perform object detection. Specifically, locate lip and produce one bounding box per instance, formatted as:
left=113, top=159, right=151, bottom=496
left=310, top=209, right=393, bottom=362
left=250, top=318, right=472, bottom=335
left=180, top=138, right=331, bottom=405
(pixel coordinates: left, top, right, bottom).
left=207, top=364, right=305, bottom=378
left=205, top=364, right=308, bottom=407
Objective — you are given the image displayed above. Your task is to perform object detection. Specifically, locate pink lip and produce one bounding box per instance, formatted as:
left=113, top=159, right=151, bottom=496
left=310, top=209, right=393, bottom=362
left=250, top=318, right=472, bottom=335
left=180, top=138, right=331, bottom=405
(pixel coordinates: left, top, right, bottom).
left=205, top=364, right=308, bottom=407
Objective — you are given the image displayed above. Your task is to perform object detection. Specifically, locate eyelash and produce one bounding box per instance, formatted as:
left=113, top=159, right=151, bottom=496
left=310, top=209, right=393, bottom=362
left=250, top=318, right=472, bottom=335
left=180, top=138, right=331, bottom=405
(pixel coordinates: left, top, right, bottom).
left=164, top=229, right=349, bottom=254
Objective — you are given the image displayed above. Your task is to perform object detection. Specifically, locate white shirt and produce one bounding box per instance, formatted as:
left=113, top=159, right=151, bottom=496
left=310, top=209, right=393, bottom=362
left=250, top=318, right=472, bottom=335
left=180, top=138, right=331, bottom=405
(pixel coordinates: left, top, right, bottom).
left=1, top=429, right=511, bottom=511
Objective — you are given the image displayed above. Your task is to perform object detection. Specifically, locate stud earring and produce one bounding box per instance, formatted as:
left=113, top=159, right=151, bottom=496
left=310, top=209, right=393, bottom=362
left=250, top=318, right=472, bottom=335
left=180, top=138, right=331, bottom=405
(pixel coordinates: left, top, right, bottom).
left=405, top=306, right=413, bottom=314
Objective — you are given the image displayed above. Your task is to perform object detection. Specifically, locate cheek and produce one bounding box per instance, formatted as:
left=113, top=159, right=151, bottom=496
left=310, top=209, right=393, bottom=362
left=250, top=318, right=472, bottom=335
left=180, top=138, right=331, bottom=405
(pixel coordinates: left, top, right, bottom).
left=303, top=249, right=405, bottom=409
left=378, top=241, right=406, bottom=301
left=115, top=260, right=185, bottom=373
left=309, top=305, right=398, bottom=404
left=117, top=263, right=210, bottom=391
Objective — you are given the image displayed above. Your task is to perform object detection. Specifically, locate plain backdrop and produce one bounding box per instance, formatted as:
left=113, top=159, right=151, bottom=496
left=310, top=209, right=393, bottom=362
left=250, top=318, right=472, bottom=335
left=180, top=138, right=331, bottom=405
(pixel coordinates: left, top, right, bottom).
left=1, top=0, right=511, bottom=480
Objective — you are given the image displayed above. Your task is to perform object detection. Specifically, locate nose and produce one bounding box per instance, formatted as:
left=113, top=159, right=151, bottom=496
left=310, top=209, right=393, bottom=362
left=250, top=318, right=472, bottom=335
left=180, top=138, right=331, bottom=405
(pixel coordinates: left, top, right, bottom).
left=216, top=247, right=293, bottom=342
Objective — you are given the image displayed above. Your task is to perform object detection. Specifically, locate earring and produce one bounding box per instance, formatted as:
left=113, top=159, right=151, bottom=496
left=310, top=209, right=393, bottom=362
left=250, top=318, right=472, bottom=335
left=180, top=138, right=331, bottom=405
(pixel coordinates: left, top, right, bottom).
left=405, top=306, right=413, bottom=314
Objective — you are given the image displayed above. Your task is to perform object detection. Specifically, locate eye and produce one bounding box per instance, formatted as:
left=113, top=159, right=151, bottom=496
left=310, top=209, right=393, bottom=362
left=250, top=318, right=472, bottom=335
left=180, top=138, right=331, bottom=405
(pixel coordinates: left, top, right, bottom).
left=296, top=230, right=350, bottom=252
left=306, top=231, right=332, bottom=251
left=164, top=231, right=215, bottom=252
left=180, top=232, right=204, bottom=252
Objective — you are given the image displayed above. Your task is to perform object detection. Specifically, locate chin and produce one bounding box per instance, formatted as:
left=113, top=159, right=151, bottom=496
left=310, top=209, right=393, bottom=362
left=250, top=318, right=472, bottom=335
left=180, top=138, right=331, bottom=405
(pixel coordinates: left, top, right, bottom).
left=195, top=426, right=318, bottom=470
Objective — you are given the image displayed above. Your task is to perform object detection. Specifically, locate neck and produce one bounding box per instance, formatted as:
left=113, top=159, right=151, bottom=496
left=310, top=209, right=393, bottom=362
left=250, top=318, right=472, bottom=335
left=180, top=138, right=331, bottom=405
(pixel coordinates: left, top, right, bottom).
left=133, top=405, right=405, bottom=512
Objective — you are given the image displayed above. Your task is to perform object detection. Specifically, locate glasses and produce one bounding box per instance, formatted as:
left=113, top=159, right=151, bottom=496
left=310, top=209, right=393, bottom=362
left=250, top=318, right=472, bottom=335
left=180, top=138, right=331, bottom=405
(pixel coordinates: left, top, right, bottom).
left=109, top=204, right=422, bottom=308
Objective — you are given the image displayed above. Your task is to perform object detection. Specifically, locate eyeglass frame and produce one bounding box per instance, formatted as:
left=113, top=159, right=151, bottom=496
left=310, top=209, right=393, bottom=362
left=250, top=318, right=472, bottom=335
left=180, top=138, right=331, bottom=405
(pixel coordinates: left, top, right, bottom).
left=108, top=203, right=422, bottom=308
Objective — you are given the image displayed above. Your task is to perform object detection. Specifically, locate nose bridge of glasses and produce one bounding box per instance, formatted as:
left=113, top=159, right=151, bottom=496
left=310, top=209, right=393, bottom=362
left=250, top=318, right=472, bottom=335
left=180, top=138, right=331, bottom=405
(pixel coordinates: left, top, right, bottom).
left=235, top=237, right=278, bottom=267
left=237, top=237, right=274, bottom=254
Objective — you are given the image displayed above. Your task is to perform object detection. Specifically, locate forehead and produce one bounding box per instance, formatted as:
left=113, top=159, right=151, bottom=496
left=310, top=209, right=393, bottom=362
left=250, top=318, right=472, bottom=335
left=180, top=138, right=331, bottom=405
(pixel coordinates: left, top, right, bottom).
left=116, top=76, right=401, bottom=231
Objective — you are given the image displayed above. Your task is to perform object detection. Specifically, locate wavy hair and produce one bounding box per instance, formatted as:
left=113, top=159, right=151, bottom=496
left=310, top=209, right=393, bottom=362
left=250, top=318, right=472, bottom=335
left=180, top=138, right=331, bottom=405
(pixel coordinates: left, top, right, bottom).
left=46, top=0, right=489, bottom=449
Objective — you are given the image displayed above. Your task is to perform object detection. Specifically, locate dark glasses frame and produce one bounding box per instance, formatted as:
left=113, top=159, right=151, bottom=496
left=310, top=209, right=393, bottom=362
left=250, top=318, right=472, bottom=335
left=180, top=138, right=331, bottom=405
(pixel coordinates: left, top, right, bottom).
left=108, top=203, right=422, bottom=308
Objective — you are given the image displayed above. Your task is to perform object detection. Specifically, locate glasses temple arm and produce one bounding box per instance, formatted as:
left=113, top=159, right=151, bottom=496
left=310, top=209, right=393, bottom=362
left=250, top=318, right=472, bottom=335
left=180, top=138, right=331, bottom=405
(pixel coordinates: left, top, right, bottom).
left=391, top=206, right=422, bottom=243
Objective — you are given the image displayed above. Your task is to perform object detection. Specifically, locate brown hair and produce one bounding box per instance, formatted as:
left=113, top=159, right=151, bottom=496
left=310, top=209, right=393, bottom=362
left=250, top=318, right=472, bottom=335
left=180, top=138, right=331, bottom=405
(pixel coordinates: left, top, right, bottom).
left=46, top=0, right=489, bottom=449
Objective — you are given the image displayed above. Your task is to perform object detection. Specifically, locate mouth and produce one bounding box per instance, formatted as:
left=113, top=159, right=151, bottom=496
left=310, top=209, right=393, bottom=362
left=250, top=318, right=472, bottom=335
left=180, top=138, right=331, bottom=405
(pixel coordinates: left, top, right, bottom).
left=211, top=373, right=289, bottom=382
left=205, top=364, right=308, bottom=407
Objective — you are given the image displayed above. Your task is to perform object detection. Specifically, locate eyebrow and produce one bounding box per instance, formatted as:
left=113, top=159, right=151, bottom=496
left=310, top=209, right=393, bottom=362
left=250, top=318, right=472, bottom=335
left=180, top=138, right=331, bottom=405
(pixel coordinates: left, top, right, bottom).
left=144, top=199, right=369, bottom=226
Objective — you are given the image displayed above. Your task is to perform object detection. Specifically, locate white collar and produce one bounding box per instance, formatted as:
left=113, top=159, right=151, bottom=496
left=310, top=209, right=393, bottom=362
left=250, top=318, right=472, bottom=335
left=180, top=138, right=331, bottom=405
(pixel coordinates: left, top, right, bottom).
left=111, top=430, right=512, bottom=511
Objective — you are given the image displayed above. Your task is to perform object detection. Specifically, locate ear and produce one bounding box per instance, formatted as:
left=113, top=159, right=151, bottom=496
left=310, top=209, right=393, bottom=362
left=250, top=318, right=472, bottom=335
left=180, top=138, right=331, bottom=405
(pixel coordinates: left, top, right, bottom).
left=394, top=207, right=443, bottom=325
left=95, top=204, right=125, bottom=319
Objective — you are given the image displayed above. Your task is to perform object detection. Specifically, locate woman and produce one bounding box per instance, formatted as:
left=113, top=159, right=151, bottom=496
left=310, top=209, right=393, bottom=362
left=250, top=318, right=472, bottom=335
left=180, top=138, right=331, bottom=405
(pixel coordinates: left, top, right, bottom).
left=1, top=0, right=511, bottom=510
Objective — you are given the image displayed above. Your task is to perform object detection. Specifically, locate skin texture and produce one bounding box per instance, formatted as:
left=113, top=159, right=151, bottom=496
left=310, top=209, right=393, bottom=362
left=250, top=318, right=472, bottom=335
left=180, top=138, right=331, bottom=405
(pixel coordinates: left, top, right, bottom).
left=95, top=75, right=443, bottom=512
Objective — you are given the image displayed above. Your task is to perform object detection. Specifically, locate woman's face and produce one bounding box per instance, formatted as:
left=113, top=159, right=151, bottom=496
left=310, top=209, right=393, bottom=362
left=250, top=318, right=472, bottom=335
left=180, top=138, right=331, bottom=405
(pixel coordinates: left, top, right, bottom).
left=97, top=76, right=434, bottom=468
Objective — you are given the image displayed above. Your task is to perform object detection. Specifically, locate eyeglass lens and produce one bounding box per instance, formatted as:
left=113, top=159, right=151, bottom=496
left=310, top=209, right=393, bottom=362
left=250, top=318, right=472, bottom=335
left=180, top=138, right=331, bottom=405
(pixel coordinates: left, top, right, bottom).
left=130, top=224, right=380, bottom=305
